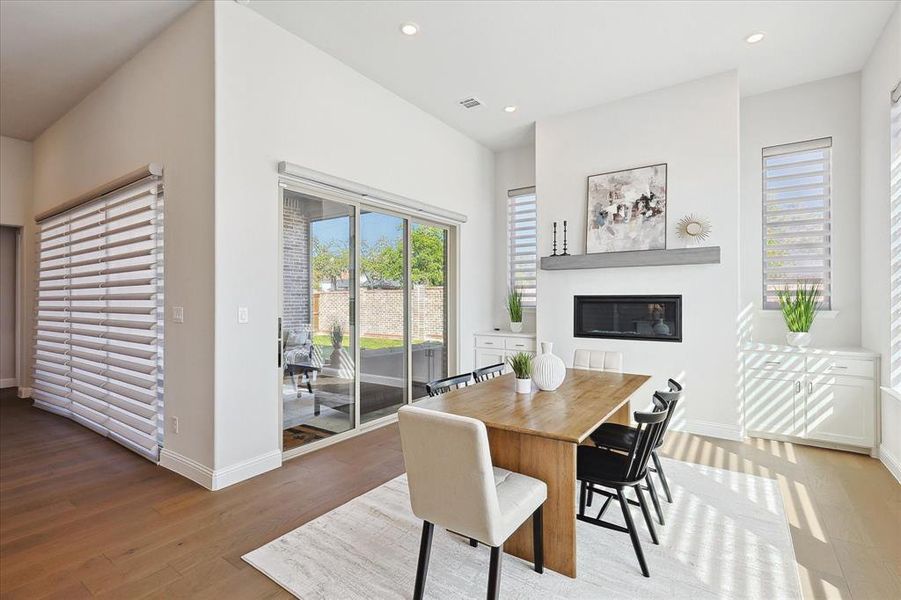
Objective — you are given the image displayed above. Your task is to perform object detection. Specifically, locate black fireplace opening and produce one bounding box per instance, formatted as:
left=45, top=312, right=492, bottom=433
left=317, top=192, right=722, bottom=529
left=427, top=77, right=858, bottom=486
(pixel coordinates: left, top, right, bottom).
left=574, top=295, right=682, bottom=342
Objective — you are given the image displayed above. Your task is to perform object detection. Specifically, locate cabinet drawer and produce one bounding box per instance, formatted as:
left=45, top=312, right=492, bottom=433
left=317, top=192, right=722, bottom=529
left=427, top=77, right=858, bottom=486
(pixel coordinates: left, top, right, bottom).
left=474, top=335, right=504, bottom=349
left=504, top=337, right=536, bottom=352
left=806, top=356, right=873, bottom=378
left=745, top=352, right=804, bottom=373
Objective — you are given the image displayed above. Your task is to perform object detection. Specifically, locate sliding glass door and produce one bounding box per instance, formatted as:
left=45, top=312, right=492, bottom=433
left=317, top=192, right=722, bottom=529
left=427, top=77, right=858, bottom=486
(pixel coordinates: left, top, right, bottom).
left=281, top=190, right=355, bottom=452
left=280, top=186, right=455, bottom=453
left=359, top=209, right=407, bottom=423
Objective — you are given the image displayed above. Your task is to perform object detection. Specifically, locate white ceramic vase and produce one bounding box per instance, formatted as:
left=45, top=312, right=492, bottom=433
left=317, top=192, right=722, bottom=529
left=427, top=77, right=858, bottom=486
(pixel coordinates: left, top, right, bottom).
left=786, top=331, right=812, bottom=347
left=532, top=341, right=566, bottom=391
left=510, top=321, right=523, bottom=333
left=515, top=377, right=531, bottom=394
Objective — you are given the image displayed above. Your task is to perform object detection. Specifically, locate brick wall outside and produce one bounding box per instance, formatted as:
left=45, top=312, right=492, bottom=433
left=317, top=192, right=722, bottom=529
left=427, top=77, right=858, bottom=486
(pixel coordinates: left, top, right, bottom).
left=315, top=285, right=445, bottom=340
left=283, top=198, right=310, bottom=333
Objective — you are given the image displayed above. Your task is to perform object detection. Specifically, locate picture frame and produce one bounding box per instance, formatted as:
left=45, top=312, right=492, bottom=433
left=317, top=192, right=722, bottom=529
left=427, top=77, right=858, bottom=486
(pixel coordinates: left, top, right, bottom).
left=586, top=163, right=667, bottom=254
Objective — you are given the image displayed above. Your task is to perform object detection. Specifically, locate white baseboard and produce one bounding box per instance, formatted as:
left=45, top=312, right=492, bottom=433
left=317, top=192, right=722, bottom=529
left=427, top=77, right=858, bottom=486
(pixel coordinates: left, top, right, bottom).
left=159, top=449, right=215, bottom=489
left=17, top=386, right=32, bottom=399
left=0, top=377, right=18, bottom=388
left=674, top=419, right=744, bottom=442
left=879, top=444, right=901, bottom=484
left=211, top=449, right=282, bottom=490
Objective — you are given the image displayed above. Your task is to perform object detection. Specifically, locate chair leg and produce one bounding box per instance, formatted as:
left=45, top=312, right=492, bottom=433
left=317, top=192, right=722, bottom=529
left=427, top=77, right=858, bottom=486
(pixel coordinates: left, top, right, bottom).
left=652, top=451, right=673, bottom=503
left=487, top=544, right=503, bottom=600
left=578, top=480, right=587, bottom=516
left=532, top=505, right=544, bottom=574
left=617, top=488, right=650, bottom=577
left=414, top=521, right=434, bottom=600
left=645, top=474, right=665, bottom=526
left=634, top=485, right=659, bottom=546
left=587, top=486, right=594, bottom=507
left=470, top=538, right=478, bottom=547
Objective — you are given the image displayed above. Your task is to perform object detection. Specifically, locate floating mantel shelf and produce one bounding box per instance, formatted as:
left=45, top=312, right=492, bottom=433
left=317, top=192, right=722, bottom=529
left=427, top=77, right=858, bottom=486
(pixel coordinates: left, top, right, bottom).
left=540, top=246, right=721, bottom=270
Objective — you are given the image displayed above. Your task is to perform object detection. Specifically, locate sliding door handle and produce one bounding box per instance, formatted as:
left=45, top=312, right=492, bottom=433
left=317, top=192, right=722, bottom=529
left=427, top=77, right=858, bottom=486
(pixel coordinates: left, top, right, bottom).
left=795, top=380, right=801, bottom=394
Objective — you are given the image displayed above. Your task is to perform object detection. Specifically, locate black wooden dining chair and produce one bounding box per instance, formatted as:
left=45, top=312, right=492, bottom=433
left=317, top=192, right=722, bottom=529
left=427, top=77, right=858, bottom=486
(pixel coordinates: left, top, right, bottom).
left=590, top=379, right=683, bottom=507
left=577, top=401, right=669, bottom=578
left=425, top=373, right=473, bottom=397
left=472, top=363, right=504, bottom=383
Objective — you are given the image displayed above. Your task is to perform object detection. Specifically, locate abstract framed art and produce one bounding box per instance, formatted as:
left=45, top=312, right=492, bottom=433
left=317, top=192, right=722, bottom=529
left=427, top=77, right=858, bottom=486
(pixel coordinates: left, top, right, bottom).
left=586, top=163, right=667, bottom=253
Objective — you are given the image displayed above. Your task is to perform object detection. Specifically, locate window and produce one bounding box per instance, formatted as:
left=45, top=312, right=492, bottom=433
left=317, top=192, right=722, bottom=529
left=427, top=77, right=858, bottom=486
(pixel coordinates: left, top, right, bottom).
left=507, top=187, right=537, bottom=307
left=891, top=90, right=901, bottom=387
left=32, top=173, right=164, bottom=461
left=762, top=137, right=832, bottom=309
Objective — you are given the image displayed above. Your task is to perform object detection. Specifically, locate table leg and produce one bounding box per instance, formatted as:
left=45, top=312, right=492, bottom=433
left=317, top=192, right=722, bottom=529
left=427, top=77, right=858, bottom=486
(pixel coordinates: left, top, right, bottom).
left=486, top=428, right=577, bottom=578
left=609, top=399, right=631, bottom=426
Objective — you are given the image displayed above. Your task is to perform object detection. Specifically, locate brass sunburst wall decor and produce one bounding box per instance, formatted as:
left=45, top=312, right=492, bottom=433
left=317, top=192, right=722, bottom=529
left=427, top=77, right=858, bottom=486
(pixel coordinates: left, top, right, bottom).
left=675, top=214, right=712, bottom=246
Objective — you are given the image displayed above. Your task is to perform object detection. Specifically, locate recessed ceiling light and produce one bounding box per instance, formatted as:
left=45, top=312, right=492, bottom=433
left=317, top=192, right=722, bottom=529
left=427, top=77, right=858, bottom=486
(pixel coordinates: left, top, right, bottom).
left=504, top=105, right=517, bottom=113
left=400, top=22, right=419, bottom=36
left=745, top=31, right=766, bottom=44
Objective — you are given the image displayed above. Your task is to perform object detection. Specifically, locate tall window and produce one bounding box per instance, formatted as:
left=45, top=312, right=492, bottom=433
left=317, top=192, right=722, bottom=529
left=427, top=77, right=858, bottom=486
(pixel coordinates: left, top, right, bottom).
left=890, top=89, right=900, bottom=388
left=507, top=187, right=537, bottom=307
left=762, top=138, right=832, bottom=309
left=33, top=173, right=164, bottom=461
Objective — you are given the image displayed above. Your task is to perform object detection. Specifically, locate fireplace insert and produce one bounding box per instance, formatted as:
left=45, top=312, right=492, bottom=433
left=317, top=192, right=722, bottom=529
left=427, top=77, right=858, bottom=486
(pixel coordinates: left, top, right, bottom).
left=573, top=295, right=682, bottom=342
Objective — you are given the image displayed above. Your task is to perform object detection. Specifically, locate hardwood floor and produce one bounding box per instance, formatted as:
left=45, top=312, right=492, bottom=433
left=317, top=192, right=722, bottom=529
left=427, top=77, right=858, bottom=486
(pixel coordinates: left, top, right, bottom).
left=1, top=388, right=898, bottom=599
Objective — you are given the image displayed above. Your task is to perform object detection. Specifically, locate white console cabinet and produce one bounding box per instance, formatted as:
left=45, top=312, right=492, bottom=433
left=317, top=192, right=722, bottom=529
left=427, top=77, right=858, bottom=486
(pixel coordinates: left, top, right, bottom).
left=474, top=331, right=536, bottom=373
left=743, top=343, right=879, bottom=452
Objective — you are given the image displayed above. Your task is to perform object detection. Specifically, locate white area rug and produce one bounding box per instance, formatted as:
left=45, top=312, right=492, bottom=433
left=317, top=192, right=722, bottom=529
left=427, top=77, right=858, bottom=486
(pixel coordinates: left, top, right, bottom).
left=244, top=459, right=801, bottom=599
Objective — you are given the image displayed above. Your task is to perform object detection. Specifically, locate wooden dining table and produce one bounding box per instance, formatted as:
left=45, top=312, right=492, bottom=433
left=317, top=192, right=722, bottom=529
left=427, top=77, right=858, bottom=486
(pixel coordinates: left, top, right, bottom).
left=413, top=368, right=651, bottom=578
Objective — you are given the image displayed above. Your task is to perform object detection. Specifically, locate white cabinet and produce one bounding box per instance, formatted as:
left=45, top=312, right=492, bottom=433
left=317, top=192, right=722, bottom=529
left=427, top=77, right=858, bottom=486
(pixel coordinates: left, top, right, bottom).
left=474, top=332, right=536, bottom=373
left=743, top=344, right=879, bottom=452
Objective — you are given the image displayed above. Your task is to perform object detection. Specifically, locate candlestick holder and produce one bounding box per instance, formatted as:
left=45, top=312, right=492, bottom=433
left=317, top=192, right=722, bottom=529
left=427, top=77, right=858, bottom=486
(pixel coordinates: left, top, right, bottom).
left=561, top=220, right=570, bottom=256
left=551, top=222, right=558, bottom=256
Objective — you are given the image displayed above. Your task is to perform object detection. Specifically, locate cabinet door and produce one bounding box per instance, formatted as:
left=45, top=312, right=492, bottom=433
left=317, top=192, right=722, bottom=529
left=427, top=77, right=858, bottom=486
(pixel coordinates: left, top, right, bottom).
left=806, top=375, right=874, bottom=448
left=475, top=348, right=506, bottom=371
left=745, top=370, right=801, bottom=437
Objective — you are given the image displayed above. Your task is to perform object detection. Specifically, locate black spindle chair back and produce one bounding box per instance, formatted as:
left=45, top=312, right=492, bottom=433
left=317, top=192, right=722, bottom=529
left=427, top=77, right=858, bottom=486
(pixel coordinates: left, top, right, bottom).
left=425, top=373, right=472, bottom=397
left=624, top=399, right=668, bottom=482
left=472, top=363, right=504, bottom=383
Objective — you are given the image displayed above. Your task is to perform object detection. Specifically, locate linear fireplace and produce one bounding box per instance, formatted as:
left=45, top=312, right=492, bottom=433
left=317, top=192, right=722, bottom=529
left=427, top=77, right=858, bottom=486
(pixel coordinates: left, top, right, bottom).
left=574, top=295, right=682, bottom=342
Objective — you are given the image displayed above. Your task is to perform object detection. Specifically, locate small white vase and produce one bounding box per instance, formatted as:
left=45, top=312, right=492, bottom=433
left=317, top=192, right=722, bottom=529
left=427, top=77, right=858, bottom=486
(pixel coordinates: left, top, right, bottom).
left=786, top=332, right=812, bottom=347
left=532, top=342, right=566, bottom=391
left=515, top=377, right=531, bottom=394
left=510, top=321, right=523, bottom=333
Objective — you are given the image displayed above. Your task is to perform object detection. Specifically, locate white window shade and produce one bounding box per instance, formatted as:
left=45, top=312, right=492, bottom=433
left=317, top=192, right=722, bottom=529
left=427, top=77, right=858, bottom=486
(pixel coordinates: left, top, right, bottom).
left=891, top=96, right=901, bottom=387
left=32, top=175, right=164, bottom=461
left=507, top=187, right=537, bottom=307
left=762, top=137, right=832, bottom=309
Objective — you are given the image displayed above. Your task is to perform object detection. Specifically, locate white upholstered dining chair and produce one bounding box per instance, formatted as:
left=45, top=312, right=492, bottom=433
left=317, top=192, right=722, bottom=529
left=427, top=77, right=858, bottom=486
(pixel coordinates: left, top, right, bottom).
left=397, top=405, right=547, bottom=600
left=573, top=348, right=623, bottom=372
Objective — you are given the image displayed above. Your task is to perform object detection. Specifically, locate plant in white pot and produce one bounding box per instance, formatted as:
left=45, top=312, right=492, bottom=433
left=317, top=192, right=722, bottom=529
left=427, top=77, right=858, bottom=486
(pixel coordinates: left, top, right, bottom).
left=506, top=352, right=533, bottom=394
left=506, top=288, right=523, bottom=333
left=776, top=282, right=821, bottom=347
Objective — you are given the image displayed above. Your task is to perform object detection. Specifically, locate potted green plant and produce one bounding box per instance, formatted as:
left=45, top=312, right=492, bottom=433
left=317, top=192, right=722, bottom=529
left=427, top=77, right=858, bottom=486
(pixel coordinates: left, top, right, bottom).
left=776, top=282, right=821, bottom=347
left=506, top=288, right=523, bottom=333
left=329, top=322, right=344, bottom=366
left=506, top=351, right=533, bottom=394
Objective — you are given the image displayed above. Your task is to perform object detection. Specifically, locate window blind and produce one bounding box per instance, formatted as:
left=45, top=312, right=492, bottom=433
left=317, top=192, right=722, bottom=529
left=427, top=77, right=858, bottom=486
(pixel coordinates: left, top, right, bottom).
left=507, top=187, right=537, bottom=307
left=32, top=175, right=164, bottom=461
left=890, top=95, right=901, bottom=387
left=762, top=137, right=832, bottom=309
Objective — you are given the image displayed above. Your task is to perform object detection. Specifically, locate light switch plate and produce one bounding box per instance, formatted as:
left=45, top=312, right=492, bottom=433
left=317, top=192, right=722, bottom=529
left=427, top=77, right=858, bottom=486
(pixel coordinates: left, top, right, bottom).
left=172, top=306, right=184, bottom=323
left=238, top=306, right=249, bottom=324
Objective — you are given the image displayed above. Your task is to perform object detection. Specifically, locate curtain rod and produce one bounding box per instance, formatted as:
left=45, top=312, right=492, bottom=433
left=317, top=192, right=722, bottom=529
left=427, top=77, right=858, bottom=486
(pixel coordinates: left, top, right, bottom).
left=34, top=163, right=162, bottom=223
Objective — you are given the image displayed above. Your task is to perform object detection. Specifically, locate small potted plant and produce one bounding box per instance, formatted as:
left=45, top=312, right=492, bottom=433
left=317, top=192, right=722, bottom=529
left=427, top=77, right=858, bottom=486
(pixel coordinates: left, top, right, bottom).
left=329, top=322, right=344, bottom=367
left=506, top=352, right=533, bottom=394
left=776, top=282, right=821, bottom=347
left=507, top=288, right=523, bottom=333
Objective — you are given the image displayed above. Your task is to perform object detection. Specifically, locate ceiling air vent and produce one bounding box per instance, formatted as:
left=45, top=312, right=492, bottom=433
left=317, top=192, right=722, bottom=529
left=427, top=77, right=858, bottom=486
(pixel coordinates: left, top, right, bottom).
left=459, top=97, right=482, bottom=109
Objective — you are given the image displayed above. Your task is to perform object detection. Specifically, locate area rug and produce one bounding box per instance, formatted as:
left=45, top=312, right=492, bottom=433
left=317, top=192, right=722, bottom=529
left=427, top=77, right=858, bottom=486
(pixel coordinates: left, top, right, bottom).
left=244, top=459, right=802, bottom=599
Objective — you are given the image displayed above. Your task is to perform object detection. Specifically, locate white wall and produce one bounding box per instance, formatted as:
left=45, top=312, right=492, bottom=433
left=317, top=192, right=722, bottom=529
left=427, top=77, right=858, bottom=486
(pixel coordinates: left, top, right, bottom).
left=859, top=6, right=901, bottom=479
left=493, top=141, right=536, bottom=332
left=536, top=72, right=742, bottom=439
left=0, top=136, right=32, bottom=227
left=212, top=2, right=495, bottom=476
left=0, top=135, right=32, bottom=391
left=30, top=2, right=216, bottom=472
left=740, top=74, right=862, bottom=347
